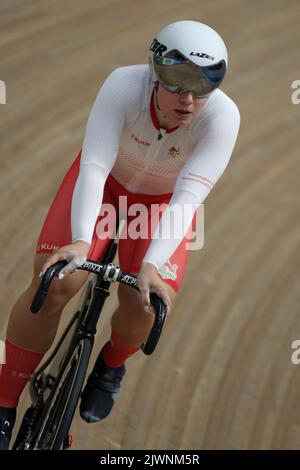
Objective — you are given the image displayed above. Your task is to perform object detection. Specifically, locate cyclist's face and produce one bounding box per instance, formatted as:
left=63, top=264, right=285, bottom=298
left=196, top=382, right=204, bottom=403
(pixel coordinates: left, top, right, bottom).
left=155, top=83, right=208, bottom=129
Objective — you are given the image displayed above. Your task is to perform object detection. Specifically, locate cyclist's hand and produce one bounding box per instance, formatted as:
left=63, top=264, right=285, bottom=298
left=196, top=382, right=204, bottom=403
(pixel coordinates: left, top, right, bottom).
left=39, top=240, right=91, bottom=279
left=137, top=261, right=172, bottom=315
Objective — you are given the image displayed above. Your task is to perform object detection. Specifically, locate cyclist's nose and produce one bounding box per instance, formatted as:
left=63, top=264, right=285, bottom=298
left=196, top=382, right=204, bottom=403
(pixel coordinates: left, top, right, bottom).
left=179, top=91, right=194, bottom=105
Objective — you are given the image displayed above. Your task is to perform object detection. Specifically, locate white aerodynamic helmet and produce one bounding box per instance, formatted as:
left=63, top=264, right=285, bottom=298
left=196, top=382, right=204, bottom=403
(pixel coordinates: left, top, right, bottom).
left=149, top=20, right=228, bottom=98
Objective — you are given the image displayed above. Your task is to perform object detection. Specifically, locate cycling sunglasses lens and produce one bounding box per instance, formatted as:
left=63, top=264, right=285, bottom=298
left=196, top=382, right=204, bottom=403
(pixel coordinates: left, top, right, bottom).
left=154, top=59, right=226, bottom=98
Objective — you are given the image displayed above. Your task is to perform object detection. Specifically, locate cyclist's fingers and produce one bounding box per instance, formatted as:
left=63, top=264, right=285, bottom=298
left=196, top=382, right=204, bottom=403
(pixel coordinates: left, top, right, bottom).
left=39, top=252, right=68, bottom=277
left=137, top=274, right=151, bottom=310
left=150, top=288, right=172, bottom=316
left=58, top=255, right=87, bottom=279
left=137, top=279, right=172, bottom=315
left=140, top=287, right=151, bottom=310
left=39, top=248, right=78, bottom=278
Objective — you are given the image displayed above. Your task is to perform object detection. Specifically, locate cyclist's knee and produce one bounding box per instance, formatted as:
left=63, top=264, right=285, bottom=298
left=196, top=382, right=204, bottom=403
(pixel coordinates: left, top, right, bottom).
left=44, top=277, right=81, bottom=311
left=116, top=285, right=154, bottom=332
left=117, top=283, right=143, bottom=312
left=111, top=308, right=154, bottom=343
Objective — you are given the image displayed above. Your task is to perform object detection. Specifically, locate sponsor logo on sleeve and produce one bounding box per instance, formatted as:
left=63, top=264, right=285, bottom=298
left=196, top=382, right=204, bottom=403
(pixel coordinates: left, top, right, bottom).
left=158, top=260, right=179, bottom=280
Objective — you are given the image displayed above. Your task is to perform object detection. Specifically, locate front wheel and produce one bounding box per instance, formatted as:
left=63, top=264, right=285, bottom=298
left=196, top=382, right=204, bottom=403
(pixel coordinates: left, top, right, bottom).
left=32, top=337, right=92, bottom=450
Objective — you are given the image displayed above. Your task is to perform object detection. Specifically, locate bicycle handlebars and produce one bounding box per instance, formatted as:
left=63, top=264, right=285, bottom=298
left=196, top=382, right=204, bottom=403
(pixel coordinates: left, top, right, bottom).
left=30, top=260, right=167, bottom=355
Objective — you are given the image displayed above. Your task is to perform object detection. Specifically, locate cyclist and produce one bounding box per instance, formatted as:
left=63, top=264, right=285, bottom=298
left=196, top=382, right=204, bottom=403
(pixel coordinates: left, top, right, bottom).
left=0, top=20, right=240, bottom=449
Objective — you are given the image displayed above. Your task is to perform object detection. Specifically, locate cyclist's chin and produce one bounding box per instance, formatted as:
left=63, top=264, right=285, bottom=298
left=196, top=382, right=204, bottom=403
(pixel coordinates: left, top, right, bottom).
left=172, top=109, right=194, bottom=126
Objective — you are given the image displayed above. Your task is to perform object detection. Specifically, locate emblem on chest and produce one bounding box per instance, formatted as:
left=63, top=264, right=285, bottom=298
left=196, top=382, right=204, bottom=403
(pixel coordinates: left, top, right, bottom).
left=168, top=146, right=181, bottom=158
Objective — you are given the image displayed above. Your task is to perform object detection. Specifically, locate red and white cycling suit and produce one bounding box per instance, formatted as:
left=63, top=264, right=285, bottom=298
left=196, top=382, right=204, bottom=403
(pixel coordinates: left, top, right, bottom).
left=37, top=65, right=240, bottom=291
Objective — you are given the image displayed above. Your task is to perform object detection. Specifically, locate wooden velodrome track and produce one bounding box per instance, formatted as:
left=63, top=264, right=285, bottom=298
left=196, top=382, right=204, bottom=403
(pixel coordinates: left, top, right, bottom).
left=1, top=0, right=300, bottom=450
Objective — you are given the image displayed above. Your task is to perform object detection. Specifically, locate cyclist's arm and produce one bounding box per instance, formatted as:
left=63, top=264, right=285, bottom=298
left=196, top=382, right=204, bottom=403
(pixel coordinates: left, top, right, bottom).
left=40, top=69, right=130, bottom=278
left=143, top=99, right=240, bottom=269
left=71, top=68, right=133, bottom=244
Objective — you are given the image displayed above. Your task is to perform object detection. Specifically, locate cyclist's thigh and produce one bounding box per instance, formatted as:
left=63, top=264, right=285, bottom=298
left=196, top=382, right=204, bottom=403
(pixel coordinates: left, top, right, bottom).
left=36, top=152, right=81, bottom=257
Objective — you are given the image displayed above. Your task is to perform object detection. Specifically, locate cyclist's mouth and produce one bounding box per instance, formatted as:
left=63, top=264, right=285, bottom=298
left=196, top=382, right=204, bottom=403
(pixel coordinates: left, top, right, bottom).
left=174, top=109, right=192, bottom=116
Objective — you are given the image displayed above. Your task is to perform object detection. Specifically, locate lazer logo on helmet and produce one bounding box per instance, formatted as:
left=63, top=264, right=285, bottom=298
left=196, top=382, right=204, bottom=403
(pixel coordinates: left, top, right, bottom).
left=150, top=38, right=167, bottom=56
left=190, top=52, right=215, bottom=60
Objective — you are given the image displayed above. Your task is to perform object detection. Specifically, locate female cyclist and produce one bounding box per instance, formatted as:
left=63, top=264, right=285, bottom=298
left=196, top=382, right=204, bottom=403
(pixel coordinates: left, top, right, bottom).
left=0, top=20, right=240, bottom=449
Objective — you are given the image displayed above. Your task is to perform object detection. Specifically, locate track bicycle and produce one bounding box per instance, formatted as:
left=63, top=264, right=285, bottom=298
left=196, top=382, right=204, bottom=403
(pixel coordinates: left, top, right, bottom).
left=12, top=235, right=166, bottom=450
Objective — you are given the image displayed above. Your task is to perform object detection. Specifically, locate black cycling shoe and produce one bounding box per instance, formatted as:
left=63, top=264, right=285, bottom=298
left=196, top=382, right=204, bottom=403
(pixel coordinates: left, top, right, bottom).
left=0, top=407, right=16, bottom=450
left=80, top=347, right=126, bottom=423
